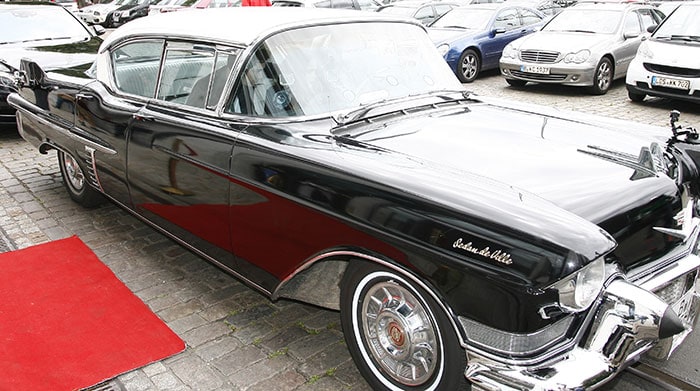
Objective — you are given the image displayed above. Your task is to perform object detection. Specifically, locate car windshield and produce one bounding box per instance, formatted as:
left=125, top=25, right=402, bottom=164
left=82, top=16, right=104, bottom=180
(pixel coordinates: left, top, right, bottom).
left=430, top=8, right=494, bottom=30
left=227, top=22, right=461, bottom=118
left=543, top=9, right=622, bottom=34
left=0, top=7, right=90, bottom=45
left=653, top=4, right=700, bottom=40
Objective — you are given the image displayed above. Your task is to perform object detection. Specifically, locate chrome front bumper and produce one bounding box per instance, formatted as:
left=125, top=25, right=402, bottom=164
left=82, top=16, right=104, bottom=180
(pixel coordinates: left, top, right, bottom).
left=465, top=255, right=700, bottom=391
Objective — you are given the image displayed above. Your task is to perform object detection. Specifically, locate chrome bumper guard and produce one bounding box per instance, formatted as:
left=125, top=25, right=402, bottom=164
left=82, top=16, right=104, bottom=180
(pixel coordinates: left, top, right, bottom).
left=465, top=257, right=700, bottom=391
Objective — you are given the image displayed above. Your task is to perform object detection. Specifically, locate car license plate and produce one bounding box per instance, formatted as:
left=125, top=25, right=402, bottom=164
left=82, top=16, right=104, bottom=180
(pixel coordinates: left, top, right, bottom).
left=521, top=65, right=550, bottom=75
left=652, top=76, right=690, bottom=90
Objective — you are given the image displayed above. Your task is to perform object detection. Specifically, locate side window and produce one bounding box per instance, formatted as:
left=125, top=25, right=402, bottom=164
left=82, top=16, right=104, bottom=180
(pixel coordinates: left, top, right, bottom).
left=112, top=40, right=164, bottom=98
left=157, top=43, right=215, bottom=107
left=519, top=8, right=543, bottom=25
left=637, top=9, right=657, bottom=32
left=494, top=8, right=520, bottom=30
left=414, top=6, right=434, bottom=22
left=228, top=46, right=295, bottom=118
left=434, top=4, right=452, bottom=16
left=623, top=12, right=641, bottom=35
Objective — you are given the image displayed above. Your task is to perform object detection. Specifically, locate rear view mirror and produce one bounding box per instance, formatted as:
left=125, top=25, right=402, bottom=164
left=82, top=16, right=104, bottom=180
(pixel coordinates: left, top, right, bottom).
left=20, top=59, right=47, bottom=88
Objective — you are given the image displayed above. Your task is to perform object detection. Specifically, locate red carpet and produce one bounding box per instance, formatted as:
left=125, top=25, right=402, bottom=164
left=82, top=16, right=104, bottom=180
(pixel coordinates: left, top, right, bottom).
left=0, top=236, right=185, bottom=390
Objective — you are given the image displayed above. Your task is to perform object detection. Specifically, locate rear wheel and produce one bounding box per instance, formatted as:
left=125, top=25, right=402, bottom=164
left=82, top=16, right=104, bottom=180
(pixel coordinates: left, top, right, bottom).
left=457, top=49, right=480, bottom=83
left=589, top=58, right=613, bottom=95
left=58, top=150, right=103, bottom=208
left=340, top=262, right=468, bottom=391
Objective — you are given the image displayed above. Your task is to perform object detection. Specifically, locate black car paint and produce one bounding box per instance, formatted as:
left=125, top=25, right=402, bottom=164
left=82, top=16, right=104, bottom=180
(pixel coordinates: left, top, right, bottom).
left=14, top=42, right=697, bottom=345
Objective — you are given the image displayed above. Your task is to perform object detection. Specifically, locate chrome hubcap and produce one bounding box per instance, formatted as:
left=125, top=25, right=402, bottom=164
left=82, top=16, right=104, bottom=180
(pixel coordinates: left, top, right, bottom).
left=596, top=62, right=611, bottom=91
left=361, top=281, right=438, bottom=386
left=63, top=153, right=85, bottom=191
left=461, top=55, right=477, bottom=80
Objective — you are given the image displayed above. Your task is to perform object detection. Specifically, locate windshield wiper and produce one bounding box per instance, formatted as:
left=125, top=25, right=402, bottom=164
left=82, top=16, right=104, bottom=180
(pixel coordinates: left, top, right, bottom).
left=438, top=25, right=469, bottom=29
left=561, top=29, right=596, bottom=33
left=334, top=89, right=474, bottom=127
left=667, top=35, right=700, bottom=42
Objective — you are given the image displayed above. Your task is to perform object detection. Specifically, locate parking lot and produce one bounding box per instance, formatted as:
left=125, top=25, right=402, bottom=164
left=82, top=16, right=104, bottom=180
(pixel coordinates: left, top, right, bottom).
left=1, top=65, right=699, bottom=390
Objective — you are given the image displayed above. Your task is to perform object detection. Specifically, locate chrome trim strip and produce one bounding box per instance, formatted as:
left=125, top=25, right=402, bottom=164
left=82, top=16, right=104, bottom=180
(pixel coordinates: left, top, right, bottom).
left=12, top=104, right=117, bottom=156
left=274, top=249, right=469, bottom=350
left=635, top=253, right=700, bottom=293
left=101, top=193, right=271, bottom=297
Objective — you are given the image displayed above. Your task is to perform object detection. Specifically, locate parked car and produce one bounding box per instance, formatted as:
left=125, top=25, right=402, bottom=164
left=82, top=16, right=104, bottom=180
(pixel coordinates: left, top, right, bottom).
left=429, top=4, right=547, bottom=82
left=50, top=0, right=79, bottom=12
left=105, top=0, right=152, bottom=26
left=188, top=0, right=240, bottom=8
left=626, top=1, right=700, bottom=103
left=0, top=2, right=102, bottom=126
left=500, top=2, right=665, bottom=94
left=376, top=0, right=459, bottom=26
left=77, top=0, right=121, bottom=25
left=8, top=7, right=700, bottom=391
left=149, top=0, right=196, bottom=13
left=272, top=0, right=380, bottom=9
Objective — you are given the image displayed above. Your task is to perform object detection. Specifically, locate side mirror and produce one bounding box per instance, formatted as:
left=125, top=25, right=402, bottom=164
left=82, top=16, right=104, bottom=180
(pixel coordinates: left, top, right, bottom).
left=20, top=59, right=47, bottom=88
left=647, top=24, right=657, bottom=34
left=493, top=28, right=506, bottom=35
left=623, top=31, right=640, bottom=39
left=93, top=25, right=106, bottom=35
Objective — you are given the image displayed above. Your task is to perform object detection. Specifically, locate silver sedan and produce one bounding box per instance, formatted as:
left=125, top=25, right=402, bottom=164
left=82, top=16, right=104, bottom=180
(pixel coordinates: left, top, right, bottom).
left=499, top=2, right=664, bottom=94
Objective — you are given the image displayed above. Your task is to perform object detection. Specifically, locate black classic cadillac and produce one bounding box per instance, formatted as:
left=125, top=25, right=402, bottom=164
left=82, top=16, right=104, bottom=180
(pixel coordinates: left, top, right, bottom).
left=8, top=7, right=700, bottom=390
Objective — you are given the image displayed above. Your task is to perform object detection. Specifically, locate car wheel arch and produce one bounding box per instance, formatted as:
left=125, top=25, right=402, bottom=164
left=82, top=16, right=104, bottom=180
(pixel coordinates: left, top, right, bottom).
left=272, top=248, right=468, bottom=345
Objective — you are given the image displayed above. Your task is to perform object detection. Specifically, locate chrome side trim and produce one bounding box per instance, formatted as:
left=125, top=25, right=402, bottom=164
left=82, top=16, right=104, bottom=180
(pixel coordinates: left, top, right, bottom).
left=12, top=103, right=117, bottom=156
left=273, top=249, right=469, bottom=349
left=100, top=193, right=272, bottom=297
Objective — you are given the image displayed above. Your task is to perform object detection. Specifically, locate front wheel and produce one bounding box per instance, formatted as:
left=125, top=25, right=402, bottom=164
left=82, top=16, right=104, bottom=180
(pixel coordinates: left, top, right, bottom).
left=588, top=58, right=613, bottom=95
left=628, top=89, right=646, bottom=102
left=58, top=150, right=103, bottom=208
left=340, top=262, right=468, bottom=391
left=457, top=49, right=480, bottom=83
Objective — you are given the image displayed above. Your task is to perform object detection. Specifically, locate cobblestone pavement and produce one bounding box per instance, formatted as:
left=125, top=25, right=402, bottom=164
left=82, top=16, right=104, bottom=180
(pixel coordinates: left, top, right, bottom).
left=1, top=69, right=699, bottom=391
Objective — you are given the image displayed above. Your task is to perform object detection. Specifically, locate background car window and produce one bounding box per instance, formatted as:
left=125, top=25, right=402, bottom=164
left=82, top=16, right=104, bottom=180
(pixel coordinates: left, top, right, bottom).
left=493, top=8, right=520, bottom=30
left=434, top=4, right=453, bottom=15
left=112, top=40, right=164, bottom=98
left=623, top=11, right=641, bottom=35
left=157, top=44, right=215, bottom=106
left=414, top=6, right=434, bottom=22
left=636, top=9, right=658, bottom=32
left=519, top=8, right=542, bottom=25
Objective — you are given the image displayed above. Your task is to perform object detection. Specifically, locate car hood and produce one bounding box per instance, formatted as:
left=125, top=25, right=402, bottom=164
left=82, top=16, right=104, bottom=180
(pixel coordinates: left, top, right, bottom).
left=343, top=96, right=681, bottom=271
left=428, top=27, right=481, bottom=45
left=513, top=30, right=612, bottom=52
left=0, top=36, right=101, bottom=75
left=645, top=39, right=700, bottom=68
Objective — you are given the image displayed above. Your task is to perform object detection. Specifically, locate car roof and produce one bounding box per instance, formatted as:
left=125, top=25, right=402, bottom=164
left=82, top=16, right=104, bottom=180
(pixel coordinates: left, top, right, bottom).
left=102, top=7, right=414, bottom=49
left=0, top=2, right=66, bottom=9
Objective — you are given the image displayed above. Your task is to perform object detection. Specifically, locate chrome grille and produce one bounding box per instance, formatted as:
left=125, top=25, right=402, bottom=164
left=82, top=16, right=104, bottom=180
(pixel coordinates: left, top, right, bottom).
left=510, top=70, right=567, bottom=81
left=520, top=50, right=559, bottom=64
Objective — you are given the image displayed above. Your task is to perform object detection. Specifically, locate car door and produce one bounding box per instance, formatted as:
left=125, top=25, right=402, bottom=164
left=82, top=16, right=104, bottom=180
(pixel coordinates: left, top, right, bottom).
left=73, top=39, right=164, bottom=207
left=481, top=7, right=523, bottom=69
left=614, top=10, right=643, bottom=77
left=126, top=41, right=242, bottom=268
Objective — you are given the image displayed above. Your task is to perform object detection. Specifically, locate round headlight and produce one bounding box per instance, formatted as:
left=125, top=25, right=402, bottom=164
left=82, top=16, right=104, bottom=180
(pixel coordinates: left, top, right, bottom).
left=502, top=44, right=518, bottom=59
left=436, top=44, right=450, bottom=57
left=553, top=257, right=605, bottom=312
left=563, top=49, right=591, bottom=64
